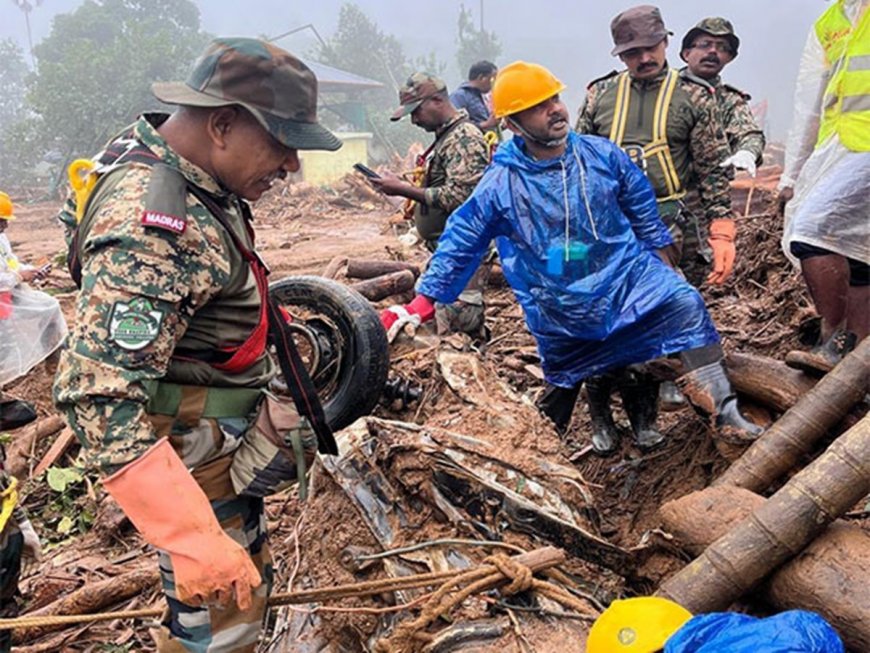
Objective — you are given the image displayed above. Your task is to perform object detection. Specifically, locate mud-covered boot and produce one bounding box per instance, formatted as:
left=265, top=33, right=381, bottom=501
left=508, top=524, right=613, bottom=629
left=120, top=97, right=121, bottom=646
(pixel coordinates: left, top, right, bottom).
left=659, top=380, right=686, bottom=411
left=585, top=375, right=620, bottom=456
left=618, top=371, right=665, bottom=451
left=785, top=328, right=857, bottom=376
left=678, top=362, right=763, bottom=439
left=0, top=397, right=37, bottom=431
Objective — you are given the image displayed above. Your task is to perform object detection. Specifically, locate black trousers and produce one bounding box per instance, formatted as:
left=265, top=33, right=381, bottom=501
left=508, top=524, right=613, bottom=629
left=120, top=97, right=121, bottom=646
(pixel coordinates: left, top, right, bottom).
left=537, top=343, right=723, bottom=432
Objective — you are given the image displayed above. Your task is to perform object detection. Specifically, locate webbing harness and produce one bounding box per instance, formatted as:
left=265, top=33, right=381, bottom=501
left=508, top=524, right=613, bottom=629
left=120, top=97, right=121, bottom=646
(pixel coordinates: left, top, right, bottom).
left=401, top=115, right=473, bottom=221
left=67, top=137, right=337, bottom=455
left=608, top=68, right=686, bottom=202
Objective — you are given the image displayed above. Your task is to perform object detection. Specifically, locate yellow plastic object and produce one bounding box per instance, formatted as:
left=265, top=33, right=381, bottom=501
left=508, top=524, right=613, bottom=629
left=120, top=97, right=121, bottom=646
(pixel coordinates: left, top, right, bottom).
left=67, top=159, right=97, bottom=224
left=492, top=61, right=567, bottom=119
left=0, top=191, right=13, bottom=220
left=587, top=597, right=693, bottom=653
left=0, top=476, right=19, bottom=532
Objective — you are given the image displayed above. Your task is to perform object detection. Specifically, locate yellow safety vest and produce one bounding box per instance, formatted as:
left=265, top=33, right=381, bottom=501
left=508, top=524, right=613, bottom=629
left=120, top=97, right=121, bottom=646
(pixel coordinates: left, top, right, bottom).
left=609, top=68, right=686, bottom=202
left=814, top=0, right=870, bottom=151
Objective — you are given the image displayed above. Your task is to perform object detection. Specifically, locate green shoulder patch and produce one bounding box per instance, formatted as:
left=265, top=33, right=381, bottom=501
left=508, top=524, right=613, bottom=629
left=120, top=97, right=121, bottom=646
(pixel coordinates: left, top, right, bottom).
left=109, top=298, right=164, bottom=350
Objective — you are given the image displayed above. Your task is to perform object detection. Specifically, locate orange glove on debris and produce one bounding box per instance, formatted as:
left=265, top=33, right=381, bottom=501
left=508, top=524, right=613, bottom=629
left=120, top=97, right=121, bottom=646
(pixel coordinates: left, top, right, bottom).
left=706, top=218, right=737, bottom=285
left=103, top=438, right=262, bottom=611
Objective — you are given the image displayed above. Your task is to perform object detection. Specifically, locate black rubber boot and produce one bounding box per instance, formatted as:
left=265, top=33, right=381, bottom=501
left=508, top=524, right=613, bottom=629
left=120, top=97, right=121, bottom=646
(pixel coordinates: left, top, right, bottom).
left=678, top=362, right=763, bottom=439
left=785, top=328, right=857, bottom=376
left=0, top=398, right=37, bottom=431
left=618, top=371, right=665, bottom=451
left=659, top=380, right=686, bottom=411
left=585, top=375, right=620, bottom=456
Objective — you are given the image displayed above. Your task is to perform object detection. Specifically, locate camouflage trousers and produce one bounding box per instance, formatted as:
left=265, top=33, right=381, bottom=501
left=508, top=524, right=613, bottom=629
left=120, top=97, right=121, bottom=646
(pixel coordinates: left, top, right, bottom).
left=154, top=453, right=273, bottom=653
left=146, top=386, right=291, bottom=652
left=428, top=242, right=491, bottom=338
left=658, top=194, right=713, bottom=288
left=0, top=524, right=23, bottom=653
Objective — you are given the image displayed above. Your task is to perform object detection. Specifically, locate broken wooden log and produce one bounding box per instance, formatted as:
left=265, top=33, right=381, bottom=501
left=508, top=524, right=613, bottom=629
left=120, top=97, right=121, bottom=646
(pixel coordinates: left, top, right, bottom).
left=660, top=485, right=870, bottom=652
left=715, top=337, right=869, bottom=491
left=724, top=352, right=817, bottom=413
left=321, top=255, right=348, bottom=279
left=12, top=567, right=160, bottom=643
left=346, top=258, right=420, bottom=280
left=6, top=415, right=65, bottom=479
left=657, top=414, right=870, bottom=614
left=32, top=427, right=77, bottom=478
left=350, top=270, right=416, bottom=302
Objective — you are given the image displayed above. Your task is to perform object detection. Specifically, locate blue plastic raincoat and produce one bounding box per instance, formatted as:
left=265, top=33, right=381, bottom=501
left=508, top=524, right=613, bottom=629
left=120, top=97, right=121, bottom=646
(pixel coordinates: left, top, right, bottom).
left=417, top=132, right=719, bottom=386
left=665, top=610, right=845, bottom=653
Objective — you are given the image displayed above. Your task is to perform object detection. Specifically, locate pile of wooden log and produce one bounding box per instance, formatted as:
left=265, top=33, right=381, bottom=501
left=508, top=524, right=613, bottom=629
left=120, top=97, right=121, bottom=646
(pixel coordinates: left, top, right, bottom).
left=322, top=257, right=421, bottom=303
left=657, top=338, right=870, bottom=651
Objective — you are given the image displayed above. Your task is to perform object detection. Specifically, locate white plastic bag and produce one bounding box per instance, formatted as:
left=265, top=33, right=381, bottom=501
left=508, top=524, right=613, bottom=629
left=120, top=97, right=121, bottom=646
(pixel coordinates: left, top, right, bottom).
left=0, top=287, right=67, bottom=386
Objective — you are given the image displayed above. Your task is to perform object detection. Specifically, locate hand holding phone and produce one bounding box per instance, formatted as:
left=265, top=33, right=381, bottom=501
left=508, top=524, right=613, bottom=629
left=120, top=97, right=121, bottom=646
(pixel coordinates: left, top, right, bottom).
left=353, top=163, right=381, bottom=179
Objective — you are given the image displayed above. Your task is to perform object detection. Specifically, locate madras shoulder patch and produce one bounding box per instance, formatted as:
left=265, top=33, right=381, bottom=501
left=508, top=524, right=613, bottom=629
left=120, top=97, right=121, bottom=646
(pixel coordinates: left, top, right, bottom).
left=141, top=210, right=186, bottom=234
left=109, top=298, right=164, bottom=350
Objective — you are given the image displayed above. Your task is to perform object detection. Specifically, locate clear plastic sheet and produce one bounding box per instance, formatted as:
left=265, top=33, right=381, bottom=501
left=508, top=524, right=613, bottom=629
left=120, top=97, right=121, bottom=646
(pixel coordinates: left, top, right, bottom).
left=0, top=287, right=68, bottom=386
left=780, top=2, right=870, bottom=266
left=419, top=132, right=719, bottom=386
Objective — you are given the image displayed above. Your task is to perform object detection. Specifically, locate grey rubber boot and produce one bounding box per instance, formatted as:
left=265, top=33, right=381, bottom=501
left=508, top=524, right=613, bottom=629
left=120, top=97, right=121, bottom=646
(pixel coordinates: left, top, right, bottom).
left=659, top=380, right=687, bottom=410
left=678, top=362, right=763, bottom=438
left=585, top=375, right=621, bottom=456
left=618, top=371, right=665, bottom=451
left=785, top=328, right=857, bottom=376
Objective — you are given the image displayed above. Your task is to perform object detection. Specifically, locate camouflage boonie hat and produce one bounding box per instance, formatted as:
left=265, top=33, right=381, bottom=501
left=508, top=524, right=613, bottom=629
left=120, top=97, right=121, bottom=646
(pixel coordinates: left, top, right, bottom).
left=610, top=5, right=673, bottom=56
left=152, top=37, right=341, bottom=151
left=390, top=72, right=447, bottom=121
left=681, top=17, right=740, bottom=57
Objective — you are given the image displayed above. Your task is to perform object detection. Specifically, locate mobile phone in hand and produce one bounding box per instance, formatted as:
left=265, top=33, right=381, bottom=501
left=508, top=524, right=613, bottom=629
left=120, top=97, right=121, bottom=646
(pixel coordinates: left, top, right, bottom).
left=353, top=163, right=381, bottom=179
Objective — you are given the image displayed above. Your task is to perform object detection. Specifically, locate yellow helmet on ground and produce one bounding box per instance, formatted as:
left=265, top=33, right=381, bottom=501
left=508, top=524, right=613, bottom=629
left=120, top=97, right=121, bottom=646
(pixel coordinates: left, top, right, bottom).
left=492, top=61, right=566, bottom=119
left=0, top=192, right=14, bottom=221
left=587, top=597, right=693, bottom=653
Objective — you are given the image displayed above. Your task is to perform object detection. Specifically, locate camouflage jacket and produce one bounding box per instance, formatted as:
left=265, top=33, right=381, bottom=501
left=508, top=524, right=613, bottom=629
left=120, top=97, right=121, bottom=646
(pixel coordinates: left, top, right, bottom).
left=422, top=109, right=489, bottom=214
left=706, top=73, right=765, bottom=164
left=53, top=113, right=272, bottom=475
left=576, top=66, right=733, bottom=223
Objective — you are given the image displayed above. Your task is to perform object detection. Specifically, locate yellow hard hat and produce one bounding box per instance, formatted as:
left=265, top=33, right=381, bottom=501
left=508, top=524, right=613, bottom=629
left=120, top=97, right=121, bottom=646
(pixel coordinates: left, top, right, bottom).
left=587, top=597, right=693, bottom=653
left=492, top=61, right=567, bottom=119
left=0, top=192, right=14, bottom=221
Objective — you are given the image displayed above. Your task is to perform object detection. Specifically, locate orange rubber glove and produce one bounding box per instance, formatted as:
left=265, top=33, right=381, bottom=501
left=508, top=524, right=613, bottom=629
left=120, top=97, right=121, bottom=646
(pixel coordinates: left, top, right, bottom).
left=103, top=438, right=262, bottom=611
left=706, top=218, right=737, bottom=285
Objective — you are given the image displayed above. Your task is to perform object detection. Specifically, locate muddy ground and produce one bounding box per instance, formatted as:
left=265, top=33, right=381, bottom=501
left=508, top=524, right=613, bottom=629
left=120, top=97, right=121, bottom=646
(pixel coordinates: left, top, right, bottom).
left=3, top=168, right=857, bottom=652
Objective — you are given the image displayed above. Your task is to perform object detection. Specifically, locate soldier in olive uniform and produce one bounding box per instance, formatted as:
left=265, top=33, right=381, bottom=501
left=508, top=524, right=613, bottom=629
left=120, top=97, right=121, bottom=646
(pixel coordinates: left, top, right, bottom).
left=54, top=38, right=340, bottom=652
left=680, top=17, right=765, bottom=176
left=372, top=73, right=491, bottom=337
left=575, top=5, right=748, bottom=454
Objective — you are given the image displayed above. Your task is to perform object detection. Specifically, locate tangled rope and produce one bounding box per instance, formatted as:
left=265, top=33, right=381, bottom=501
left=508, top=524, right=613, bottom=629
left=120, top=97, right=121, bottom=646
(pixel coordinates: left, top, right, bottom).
left=374, top=552, right=598, bottom=653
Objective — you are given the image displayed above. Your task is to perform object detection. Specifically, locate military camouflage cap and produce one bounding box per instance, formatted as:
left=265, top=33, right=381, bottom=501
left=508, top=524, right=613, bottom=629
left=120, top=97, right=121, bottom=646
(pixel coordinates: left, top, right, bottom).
left=610, top=5, right=673, bottom=56
left=390, top=72, right=448, bottom=121
left=681, top=17, right=740, bottom=57
left=152, top=37, right=341, bottom=151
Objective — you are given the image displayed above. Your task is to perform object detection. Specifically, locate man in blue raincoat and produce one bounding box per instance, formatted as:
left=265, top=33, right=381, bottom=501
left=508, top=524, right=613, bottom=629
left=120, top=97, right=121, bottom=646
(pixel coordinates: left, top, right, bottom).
left=381, top=61, right=761, bottom=455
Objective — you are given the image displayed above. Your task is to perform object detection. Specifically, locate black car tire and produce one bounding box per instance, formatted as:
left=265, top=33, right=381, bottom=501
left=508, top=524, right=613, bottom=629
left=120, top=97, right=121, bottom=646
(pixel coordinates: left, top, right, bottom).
left=268, top=275, right=389, bottom=431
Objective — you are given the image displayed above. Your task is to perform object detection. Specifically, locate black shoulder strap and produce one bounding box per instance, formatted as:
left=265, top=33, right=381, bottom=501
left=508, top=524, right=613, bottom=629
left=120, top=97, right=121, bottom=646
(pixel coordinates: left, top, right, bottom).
left=188, top=185, right=338, bottom=456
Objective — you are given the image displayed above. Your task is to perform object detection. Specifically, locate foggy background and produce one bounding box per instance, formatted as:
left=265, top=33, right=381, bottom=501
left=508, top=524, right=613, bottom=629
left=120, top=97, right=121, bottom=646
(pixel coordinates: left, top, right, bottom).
left=1, top=0, right=821, bottom=141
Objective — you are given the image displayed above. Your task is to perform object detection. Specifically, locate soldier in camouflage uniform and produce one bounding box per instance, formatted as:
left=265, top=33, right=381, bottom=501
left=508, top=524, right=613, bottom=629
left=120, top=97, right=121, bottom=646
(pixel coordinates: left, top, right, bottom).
left=371, top=73, right=491, bottom=337
left=680, top=17, right=765, bottom=176
left=575, top=5, right=746, bottom=451
left=53, top=38, right=340, bottom=652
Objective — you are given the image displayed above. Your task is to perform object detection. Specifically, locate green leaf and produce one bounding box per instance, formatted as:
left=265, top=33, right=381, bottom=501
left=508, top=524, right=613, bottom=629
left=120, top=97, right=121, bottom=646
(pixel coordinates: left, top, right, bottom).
left=46, top=466, right=84, bottom=492
left=57, top=515, right=74, bottom=534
